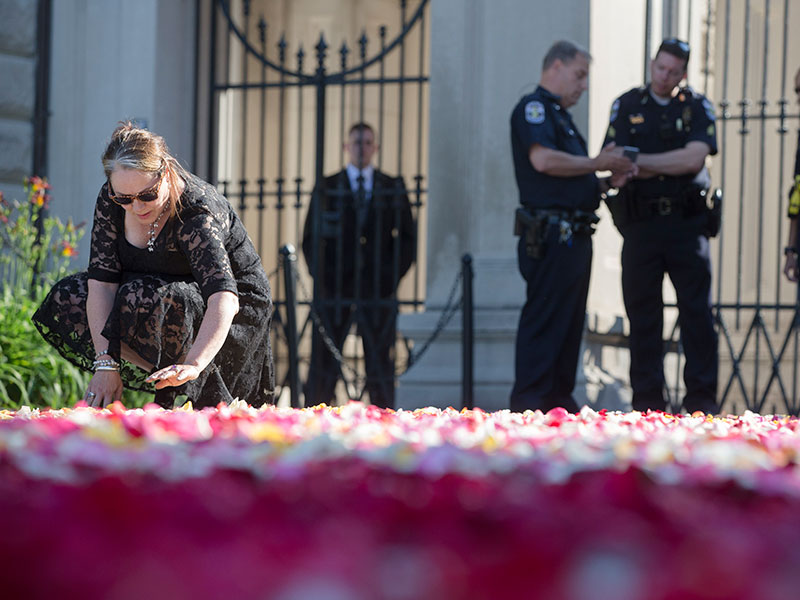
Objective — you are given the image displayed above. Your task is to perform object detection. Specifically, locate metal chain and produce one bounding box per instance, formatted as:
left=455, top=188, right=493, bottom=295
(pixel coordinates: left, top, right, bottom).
left=294, top=273, right=364, bottom=397
left=265, top=265, right=280, bottom=281
left=287, top=262, right=465, bottom=388
left=399, top=269, right=463, bottom=374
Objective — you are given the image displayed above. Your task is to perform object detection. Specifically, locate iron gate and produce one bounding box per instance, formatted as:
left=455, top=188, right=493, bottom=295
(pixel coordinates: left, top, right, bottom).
left=642, top=0, right=800, bottom=414
left=201, top=0, right=430, bottom=406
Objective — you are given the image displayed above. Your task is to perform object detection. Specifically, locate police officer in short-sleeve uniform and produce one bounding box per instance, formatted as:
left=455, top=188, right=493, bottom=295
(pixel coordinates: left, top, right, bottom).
left=509, top=40, right=634, bottom=413
left=604, top=39, right=718, bottom=414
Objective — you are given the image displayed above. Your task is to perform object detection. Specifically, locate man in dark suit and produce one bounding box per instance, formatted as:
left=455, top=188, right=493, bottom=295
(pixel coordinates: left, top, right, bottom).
left=302, top=122, right=416, bottom=408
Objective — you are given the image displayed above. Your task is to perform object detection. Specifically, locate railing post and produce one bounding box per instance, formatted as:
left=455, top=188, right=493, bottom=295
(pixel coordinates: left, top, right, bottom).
left=280, top=244, right=301, bottom=408
left=461, top=253, right=474, bottom=410
left=310, top=34, right=328, bottom=327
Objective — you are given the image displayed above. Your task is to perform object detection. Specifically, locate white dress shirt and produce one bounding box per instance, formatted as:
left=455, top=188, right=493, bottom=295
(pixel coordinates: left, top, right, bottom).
left=346, top=163, right=374, bottom=197
left=347, top=163, right=374, bottom=228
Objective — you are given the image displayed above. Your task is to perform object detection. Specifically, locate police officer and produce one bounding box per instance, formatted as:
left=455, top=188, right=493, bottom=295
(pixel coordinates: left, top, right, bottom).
left=782, top=66, right=800, bottom=282
left=604, top=38, right=718, bottom=414
left=509, top=40, right=634, bottom=413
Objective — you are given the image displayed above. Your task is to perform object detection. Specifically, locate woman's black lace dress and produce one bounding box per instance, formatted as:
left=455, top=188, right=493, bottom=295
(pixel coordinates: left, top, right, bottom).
left=33, top=174, right=274, bottom=408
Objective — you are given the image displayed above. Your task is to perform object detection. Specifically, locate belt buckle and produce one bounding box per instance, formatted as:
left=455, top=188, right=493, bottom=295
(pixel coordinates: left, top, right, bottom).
left=656, top=197, right=672, bottom=216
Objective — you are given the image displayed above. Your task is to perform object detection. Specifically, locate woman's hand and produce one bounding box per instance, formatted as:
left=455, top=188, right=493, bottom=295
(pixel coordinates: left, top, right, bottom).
left=145, top=364, right=202, bottom=389
left=143, top=292, right=236, bottom=391
left=84, top=370, right=123, bottom=408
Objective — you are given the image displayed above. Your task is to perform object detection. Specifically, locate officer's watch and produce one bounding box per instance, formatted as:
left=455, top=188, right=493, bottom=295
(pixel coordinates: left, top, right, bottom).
left=784, top=246, right=798, bottom=257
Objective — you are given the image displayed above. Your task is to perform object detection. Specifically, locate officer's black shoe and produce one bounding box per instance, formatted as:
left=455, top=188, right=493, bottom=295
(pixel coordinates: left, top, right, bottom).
left=509, top=393, right=580, bottom=414
left=631, top=391, right=667, bottom=413
left=541, top=395, right=580, bottom=414
left=682, top=396, right=718, bottom=416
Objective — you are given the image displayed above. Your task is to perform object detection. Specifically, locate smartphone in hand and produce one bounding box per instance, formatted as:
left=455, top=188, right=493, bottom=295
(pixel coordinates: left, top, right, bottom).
left=623, top=146, right=639, bottom=162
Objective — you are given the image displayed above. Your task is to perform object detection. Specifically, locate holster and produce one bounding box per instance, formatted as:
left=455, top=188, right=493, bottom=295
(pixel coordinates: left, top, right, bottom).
left=704, top=188, right=722, bottom=237
left=683, top=184, right=707, bottom=217
left=514, top=207, right=545, bottom=259
left=605, top=183, right=639, bottom=232
left=571, top=210, right=601, bottom=235
left=683, top=185, right=722, bottom=237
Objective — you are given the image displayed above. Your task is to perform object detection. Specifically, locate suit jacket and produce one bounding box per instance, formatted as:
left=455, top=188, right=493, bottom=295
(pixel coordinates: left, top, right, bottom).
left=303, top=168, right=416, bottom=299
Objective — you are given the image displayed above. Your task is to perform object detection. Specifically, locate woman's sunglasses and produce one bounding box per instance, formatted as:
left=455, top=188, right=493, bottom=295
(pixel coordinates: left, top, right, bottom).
left=107, top=171, right=164, bottom=205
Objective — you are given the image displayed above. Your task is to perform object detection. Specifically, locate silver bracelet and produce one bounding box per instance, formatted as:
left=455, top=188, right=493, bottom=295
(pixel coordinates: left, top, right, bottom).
left=92, top=358, right=119, bottom=366
left=94, top=365, right=120, bottom=372
left=95, top=349, right=110, bottom=359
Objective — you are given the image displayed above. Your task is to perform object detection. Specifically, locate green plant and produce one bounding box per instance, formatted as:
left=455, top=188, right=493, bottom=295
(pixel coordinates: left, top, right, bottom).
left=0, top=178, right=88, bottom=409
left=0, top=286, right=90, bottom=409
left=0, top=179, right=153, bottom=409
left=0, top=177, right=82, bottom=300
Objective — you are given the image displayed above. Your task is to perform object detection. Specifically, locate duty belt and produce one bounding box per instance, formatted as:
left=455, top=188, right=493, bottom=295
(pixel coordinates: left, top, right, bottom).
left=530, top=208, right=599, bottom=235
left=645, top=196, right=684, bottom=216
left=515, top=207, right=599, bottom=258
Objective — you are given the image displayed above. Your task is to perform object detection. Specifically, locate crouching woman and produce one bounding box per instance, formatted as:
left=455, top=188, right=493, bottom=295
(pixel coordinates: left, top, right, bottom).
left=33, top=122, right=274, bottom=409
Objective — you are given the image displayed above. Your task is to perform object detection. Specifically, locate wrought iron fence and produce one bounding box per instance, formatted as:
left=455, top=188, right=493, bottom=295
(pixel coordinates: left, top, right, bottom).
left=646, top=0, right=800, bottom=414
left=203, top=0, right=800, bottom=413
left=202, top=0, right=430, bottom=406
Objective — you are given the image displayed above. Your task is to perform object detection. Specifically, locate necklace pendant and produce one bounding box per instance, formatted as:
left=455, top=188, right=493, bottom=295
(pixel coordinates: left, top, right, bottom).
left=147, top=222, right=157, bottom=252
left=146, top=200, right=169, bottom=253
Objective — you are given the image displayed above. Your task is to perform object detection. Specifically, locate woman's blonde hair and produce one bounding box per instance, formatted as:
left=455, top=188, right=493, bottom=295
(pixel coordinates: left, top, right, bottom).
left=101, top=121, right=188, bottom=217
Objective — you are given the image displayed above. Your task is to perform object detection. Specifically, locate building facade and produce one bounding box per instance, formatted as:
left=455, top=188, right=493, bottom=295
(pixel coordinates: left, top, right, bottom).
left=5, top=0, right=800, bottom=413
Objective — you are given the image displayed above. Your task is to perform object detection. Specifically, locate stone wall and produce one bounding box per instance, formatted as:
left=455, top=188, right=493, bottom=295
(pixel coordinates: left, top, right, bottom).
left=0, top=0, right=38, bottom=203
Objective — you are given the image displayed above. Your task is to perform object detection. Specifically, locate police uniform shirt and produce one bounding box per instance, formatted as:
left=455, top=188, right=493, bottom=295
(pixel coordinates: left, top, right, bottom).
left=788, top=129, right=800, bottom=218
left=510, top=85, right=599, bottom=211
left=604, top=85, right=718, bottom=199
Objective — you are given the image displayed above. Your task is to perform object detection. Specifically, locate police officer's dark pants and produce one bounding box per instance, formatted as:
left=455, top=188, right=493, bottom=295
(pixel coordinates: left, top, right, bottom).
left=621, top=213, right=718, bottom=413
left=305, top=300, right=396, bottom=409
left=510, top=229, right=591, bottom=413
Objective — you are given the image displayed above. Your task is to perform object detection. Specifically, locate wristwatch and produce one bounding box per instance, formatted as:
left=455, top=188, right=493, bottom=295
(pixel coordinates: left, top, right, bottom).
left=784, top=246, right=798, bottom=256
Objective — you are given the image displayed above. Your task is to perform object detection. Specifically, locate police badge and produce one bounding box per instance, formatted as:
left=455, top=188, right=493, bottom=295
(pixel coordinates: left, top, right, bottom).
left=525, top=101, right=545, bottom=124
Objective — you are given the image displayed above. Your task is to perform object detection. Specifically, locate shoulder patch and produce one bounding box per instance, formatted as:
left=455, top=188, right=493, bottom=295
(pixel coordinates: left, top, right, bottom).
left=702, top=98, right=716, bottom=122
left=525, top=101, right=546, bottom=124
left=609, top=99, right=620, bottom=123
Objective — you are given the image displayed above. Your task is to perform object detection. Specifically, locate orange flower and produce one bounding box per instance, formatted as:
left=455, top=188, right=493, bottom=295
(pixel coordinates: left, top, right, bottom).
left=26, top=176, right=51, bottom=207
left=26, top=176, right=50, bottom=194
left=60, top=241, right=78, bottom=257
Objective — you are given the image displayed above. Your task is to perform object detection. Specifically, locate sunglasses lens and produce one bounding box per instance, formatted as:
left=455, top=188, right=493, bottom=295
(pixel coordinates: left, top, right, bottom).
left=106, top=175, right=161, bottom=205
left=138, top=191, right=160, bottom=202
left=108, top=183, right=131, bottom=205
